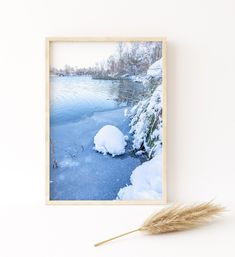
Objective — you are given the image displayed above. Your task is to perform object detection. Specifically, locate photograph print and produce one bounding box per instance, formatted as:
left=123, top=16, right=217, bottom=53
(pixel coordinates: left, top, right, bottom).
left=46, top=38, right=166, bottom=203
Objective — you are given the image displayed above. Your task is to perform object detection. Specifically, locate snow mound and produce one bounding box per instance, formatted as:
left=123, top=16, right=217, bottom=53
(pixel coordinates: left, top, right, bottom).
left=147, top=58, right=162, bottom=78
left=117, top=153, right=162, bottom=200
left=94, top=125, right=127, bottom=156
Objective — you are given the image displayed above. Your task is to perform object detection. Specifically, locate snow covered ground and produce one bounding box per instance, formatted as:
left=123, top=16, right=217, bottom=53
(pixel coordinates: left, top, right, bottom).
left=117, top=151, right=162, bottom=200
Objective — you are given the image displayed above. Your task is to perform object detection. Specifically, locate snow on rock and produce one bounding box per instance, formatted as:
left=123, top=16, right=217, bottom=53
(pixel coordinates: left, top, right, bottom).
left=117, top=152, right=162, bottom=200
left=147, top=58, right=162, bottom=78
left=94, top=125, right=127, bottom=156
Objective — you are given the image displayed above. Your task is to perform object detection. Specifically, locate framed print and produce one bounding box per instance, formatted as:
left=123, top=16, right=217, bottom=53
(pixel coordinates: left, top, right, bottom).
left=46, top=37, right=167, bottom=204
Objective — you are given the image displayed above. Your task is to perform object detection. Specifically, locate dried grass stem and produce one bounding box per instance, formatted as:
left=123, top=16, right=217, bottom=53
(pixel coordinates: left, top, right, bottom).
left=94, top=202, right=224, bottom=247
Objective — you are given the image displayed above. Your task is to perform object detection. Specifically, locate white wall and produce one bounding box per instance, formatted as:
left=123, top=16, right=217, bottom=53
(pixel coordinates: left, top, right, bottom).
left=0, top=0, right=235, bottom=256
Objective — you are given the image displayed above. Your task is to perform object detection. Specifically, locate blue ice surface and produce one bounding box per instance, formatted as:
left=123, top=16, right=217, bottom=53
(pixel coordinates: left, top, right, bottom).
left=50, top=108, right=142, bottom=200
left=50, top=75, right=145, bottom=125
left=50, top=76, right=145, bottom=200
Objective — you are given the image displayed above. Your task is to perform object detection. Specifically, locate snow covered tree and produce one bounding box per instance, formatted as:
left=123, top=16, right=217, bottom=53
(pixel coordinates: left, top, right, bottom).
left=129, top=58, right=163, bottom=159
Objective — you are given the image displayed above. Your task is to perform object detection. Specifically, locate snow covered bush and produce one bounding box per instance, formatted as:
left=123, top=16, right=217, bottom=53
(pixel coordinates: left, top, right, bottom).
left=94, top=125, right=127, bottom=157
left=117, top=152, right=162, bottom=200
left=129, top=85, right=162, bottom=159
left=129, top=58, right=163, bottom=159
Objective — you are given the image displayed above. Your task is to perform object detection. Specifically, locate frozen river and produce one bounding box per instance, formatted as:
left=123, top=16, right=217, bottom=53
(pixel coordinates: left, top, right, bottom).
left=50, top=76, right=145, bottom=200
left=50, top=76, right=145, bottom=125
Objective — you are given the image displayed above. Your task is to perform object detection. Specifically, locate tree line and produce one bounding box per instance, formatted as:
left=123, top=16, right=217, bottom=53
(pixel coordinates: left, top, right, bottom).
left=50, top=42, right=162, bottom=79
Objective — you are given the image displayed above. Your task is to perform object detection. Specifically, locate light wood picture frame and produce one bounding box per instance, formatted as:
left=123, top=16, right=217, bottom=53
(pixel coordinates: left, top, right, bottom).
left=46, top=37, right=167, bottom=205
